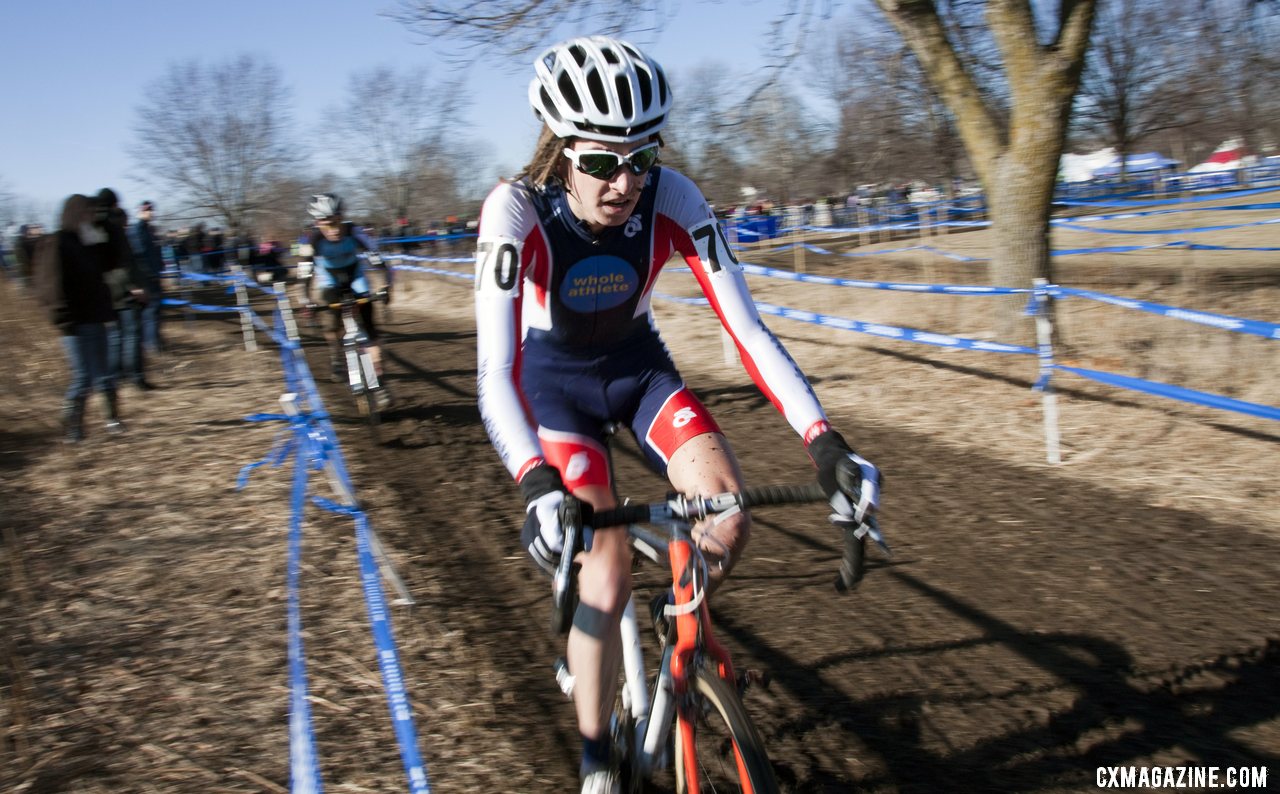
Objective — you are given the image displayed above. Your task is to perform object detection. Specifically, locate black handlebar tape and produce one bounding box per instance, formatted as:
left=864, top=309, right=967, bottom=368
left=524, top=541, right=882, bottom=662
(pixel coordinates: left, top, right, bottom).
left=590, top=503, right=651, bottom=530
left=737, top=482, right=826, bottom=508
left=591, top=483, right=827, bottom=529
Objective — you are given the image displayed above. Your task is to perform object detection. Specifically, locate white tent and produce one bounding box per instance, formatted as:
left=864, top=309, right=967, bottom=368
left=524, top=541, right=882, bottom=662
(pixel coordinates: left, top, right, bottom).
left=1059, top=148, right=1115, bottom=183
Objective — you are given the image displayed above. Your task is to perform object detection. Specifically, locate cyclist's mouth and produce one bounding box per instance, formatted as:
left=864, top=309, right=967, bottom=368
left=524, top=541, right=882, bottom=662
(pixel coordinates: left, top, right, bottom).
left=601, top=196, right=636, bottom=216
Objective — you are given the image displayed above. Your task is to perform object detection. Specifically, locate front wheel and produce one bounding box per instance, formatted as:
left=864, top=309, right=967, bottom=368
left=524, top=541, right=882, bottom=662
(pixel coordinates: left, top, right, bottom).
left=674, top=663, right=779, bottom=794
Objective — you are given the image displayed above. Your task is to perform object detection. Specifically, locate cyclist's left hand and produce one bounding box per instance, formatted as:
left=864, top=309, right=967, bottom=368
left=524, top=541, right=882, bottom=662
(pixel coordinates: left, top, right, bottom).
left=808, top=428, right=881, bottom=525
left=383, top=288, right=392, bottom=305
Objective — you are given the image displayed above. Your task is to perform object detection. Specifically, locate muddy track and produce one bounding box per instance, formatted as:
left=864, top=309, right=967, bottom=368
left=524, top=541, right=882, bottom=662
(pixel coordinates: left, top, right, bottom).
left=300, top=296, right=1280, bottom=793
left=3, top=263, right=1276, bottom=793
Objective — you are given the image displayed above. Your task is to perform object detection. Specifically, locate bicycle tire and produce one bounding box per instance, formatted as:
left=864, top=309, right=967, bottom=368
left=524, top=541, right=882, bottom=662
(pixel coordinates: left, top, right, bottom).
left=674, top=662, right=779, bottom=794
left=355, top=354, right=380, bottom=444
left=611, top=684, right=645, bottom=794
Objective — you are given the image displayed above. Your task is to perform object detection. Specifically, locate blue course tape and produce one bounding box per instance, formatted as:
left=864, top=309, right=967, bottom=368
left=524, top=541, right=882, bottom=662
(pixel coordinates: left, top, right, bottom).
left=1053, top=185, right=1280, bottom=208
left=311, top=499, right=432, bottom=794
left=1050, top=287, right=1280, bottom=340
left=233, top=303, right=432, bottom=793
left=285, top=438, right=325, bottom=794
left=656, top=293, right=1035, bottom=354
left=237, top=419, right=324, bottom=793
left=389, top=262, right=475, bottom=279
left=1054, top=365, right=1280, bottom=422
left=1053, top=217, right=1280, bottom=235
left=735, top=262, right=1026, bottom=295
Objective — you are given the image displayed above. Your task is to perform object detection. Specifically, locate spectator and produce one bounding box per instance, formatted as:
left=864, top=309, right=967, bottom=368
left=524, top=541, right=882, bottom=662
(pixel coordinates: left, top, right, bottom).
left=186, top=224, right=206, bottom=272
left=95, top=189, right=151, bottom=393
left=128, top=200, right=166, bottom=359
left=35, top=194, right=123, bottom=441
left=250, top=239, right=287, bottom=284
left=205, top=227, right=225, bottom=273
left=8, top=223, right=45, bottom=287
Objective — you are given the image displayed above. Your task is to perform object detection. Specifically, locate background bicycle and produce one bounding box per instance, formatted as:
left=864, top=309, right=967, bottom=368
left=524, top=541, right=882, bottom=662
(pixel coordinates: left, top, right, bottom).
left=306, top=289, right=389, bottom=442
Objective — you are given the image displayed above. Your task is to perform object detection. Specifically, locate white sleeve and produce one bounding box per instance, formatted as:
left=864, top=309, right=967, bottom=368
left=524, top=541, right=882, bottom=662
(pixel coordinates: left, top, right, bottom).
left=475, top=182, right=545, bottom=479
left=657, top=170, right=830, bottom=441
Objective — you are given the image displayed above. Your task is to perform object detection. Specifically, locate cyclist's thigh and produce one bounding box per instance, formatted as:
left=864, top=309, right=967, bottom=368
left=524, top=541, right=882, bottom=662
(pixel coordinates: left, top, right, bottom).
left=628, top=368, right=723, bottom=477
left=521, top=349, right=615, bottom=493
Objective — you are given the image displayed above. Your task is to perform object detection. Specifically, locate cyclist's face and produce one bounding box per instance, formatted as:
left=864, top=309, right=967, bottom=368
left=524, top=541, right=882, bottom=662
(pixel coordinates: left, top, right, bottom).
left=563, top=139, right=648, bottom=234
left=317, top=215, right=342, bottom=241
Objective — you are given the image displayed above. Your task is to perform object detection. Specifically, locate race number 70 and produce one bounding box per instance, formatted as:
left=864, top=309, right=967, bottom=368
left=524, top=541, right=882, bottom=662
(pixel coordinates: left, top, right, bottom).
left=690, top=220, right=740, bottom=275
left=475, top=239, right=521, bottom=294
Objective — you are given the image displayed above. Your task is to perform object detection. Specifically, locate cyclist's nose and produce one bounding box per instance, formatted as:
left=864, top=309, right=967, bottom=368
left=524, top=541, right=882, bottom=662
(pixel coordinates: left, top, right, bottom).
left=608, top=167, right=639, bottom=194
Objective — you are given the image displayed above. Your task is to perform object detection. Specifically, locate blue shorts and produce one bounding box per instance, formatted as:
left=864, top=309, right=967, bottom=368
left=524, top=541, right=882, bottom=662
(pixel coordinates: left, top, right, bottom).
left=521, top=330, right=720, bottom=490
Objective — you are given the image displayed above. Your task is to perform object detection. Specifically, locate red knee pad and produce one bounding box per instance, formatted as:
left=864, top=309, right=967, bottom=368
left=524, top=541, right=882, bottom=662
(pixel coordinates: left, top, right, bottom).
left=537, top=428, right=612, bottom=491
left=643, top=387, right=721, bottom=466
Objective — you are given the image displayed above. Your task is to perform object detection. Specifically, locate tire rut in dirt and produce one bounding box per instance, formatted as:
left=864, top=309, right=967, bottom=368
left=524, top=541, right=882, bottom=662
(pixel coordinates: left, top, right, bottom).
left=303, top=301, right=1280, bottom=792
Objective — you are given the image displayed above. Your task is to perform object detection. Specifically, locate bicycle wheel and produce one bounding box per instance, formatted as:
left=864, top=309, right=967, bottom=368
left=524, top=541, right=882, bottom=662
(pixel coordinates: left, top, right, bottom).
left=674, top=662, right=779, bottom=794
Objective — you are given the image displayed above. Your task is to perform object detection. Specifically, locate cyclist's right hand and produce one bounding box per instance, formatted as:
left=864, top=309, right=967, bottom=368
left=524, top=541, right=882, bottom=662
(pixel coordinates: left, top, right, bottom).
left=808, top=427, right=881, bottom=526
left=519, top=463, right=568, bottom=576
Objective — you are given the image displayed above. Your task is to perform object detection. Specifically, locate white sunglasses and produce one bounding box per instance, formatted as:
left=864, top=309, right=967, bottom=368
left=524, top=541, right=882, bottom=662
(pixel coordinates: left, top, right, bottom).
left=563, top=142, right=661, bottom=180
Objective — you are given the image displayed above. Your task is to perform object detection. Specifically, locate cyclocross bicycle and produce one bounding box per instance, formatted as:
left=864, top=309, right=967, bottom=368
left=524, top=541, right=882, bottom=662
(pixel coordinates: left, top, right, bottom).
left=551, top=484, right=889, bottom=793
left=307, top=289, right=388, bottom=442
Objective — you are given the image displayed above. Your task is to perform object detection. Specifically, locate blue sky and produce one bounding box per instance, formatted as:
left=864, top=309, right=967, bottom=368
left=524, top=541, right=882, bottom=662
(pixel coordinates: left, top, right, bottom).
left=1, top=0, right=801, bottom=222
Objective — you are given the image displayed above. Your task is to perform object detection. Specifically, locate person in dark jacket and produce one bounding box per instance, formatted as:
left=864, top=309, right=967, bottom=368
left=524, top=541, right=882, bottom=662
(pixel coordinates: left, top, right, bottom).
left=128, top=200, right=166, bottom=361
left=37, top=194, right=124, bottom=441
left=95, top=189, right=151, bottom=392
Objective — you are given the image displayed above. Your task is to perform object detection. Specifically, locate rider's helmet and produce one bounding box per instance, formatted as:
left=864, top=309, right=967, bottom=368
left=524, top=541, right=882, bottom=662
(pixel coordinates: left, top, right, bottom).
left=528, top=36, right=672, bottom=144
left=307, top=193, right=344, bottom=221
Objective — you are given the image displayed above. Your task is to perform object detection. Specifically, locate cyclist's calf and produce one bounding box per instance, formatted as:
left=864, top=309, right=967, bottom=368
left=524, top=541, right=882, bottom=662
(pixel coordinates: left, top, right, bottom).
left=666, top=431, right=751, bottom=590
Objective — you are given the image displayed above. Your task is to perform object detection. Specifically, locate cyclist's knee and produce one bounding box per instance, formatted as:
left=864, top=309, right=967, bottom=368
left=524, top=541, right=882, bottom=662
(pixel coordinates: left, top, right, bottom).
left=698, top=508, right=750, bottom=577
left=577, top=528, right=632, bottom=618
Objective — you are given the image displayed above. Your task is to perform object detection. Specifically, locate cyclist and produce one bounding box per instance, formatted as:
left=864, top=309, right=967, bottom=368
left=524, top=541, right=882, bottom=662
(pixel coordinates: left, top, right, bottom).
left=304, top=193, right=394, bottom=404
left=475, top=36, right=881, bottom=793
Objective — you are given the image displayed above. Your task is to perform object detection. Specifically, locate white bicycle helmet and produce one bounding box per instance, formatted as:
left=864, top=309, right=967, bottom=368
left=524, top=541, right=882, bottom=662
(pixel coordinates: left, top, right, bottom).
left=307, top=193, right=344, bottom=220
left=529, top=36, right=672, bottom=143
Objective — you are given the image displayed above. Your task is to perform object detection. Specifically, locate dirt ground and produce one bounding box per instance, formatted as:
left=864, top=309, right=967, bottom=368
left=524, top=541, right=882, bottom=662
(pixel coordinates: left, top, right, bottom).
left=2, top=200, right=1278, bottom=793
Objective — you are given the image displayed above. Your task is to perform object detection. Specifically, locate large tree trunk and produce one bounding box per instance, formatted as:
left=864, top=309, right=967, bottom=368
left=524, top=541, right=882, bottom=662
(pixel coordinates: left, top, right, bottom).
left=875, top=0, right=1096, bottom=344
left=988, top=153, right=1056, bottom=342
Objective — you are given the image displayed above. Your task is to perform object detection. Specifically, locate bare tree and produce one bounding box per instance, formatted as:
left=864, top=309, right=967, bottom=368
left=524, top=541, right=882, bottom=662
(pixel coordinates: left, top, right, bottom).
left=324, top=65, right=468, bottom=227
left=1182, top=0, right=1280, bottom=157
left=391, top=1, right=1097, bottom=337
left=132, top=55, right=302, bottom=235
left=1072, top=0, right=1202, bottom=180
left=874, top=0, right=1097, bottom=340
left=813, top=11, right=969, bottom=193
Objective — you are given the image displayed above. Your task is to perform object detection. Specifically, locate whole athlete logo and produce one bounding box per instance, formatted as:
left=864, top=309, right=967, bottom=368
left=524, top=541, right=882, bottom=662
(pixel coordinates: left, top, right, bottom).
left=624, top=215, right=643, bottom=238
left=560, top=255, right=638, bottom=312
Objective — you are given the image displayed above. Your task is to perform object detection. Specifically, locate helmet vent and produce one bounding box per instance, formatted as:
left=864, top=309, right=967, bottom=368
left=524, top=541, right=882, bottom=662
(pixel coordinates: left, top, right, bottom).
left=569, top=44, right=588, bottom=67
left=615, top=76, right=634, bottom=118
left=602, top=47, right=620, bottom=65
left=557, top=73, right=582, bottom=113
left=539, top=87, right=563, bottom=122
left=586, top=69, right=609, bottom=115
left=636, top=71, right=652, bottom=110
left=657, top=71, right=669, bottom=107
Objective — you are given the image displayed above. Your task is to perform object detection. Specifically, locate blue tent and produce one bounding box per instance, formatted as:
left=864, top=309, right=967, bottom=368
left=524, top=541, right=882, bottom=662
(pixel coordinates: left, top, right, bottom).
left=1092, top=152, right=1179, bottom=177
